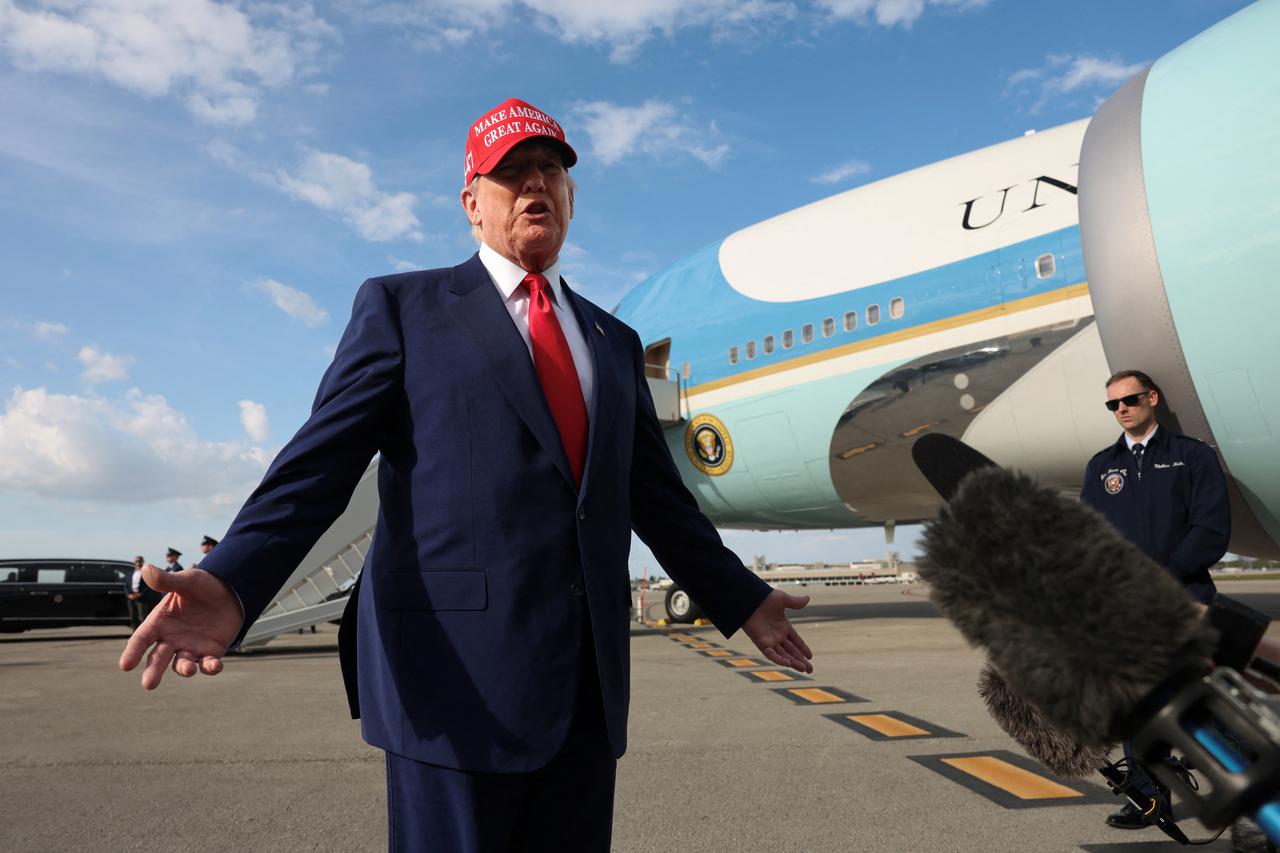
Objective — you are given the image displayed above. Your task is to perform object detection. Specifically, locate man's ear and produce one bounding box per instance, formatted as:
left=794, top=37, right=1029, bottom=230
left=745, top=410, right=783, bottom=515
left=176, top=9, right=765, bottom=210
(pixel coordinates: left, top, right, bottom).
left=1149, top=389, right=1160, bottom=409
left=460, top=184, right=481, bottom=226
left=567, top=179, right=574, bottom=221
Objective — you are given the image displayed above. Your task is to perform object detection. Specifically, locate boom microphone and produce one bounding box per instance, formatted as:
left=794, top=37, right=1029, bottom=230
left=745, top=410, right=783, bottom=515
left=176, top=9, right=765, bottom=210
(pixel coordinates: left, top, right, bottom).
left=917, top=464, right=1218, bottom=746
left=914, top=437, right=1280, bottom=839
left=977, top=663, right=1113, bottom=778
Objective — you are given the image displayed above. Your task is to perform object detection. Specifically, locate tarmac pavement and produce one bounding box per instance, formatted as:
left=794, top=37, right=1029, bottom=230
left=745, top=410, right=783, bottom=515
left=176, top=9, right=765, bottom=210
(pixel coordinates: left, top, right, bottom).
left=4, top=580, right=1275, bottom=852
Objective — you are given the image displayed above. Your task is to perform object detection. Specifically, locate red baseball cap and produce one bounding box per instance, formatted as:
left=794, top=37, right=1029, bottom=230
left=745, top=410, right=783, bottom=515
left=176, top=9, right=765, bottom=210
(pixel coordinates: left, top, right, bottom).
left=464, top=97, right=577, bottom=186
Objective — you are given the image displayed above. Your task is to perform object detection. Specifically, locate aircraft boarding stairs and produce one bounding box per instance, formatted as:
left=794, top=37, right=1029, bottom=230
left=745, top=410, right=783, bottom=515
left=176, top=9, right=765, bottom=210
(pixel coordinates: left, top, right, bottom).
left=239, top=460, right=380, bottom=649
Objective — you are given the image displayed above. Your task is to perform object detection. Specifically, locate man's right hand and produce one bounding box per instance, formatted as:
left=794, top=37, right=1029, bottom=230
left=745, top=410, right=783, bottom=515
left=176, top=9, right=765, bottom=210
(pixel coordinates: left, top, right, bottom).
left=119, top=564, right=243, bottom=689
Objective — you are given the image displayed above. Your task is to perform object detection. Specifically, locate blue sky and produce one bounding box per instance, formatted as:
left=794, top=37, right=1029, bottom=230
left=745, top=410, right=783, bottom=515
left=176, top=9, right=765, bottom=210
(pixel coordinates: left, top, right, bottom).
left=0, top=0, right=1250, bottom=572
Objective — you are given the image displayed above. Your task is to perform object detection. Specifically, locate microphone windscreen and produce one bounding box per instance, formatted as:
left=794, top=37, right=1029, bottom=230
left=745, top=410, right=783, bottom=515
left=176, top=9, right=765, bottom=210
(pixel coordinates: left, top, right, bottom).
left=978, top=663, right=1114, bottom=777
left=919, top=466, right=1217, bottom=746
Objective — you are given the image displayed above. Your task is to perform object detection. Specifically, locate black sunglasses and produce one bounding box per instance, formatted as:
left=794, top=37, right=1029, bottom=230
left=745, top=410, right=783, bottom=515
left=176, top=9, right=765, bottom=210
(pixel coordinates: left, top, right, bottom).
left=1105, top=391, right=1151, bottom=411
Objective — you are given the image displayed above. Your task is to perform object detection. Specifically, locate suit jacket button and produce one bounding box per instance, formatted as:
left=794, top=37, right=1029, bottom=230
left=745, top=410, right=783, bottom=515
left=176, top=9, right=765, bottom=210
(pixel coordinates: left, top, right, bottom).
left=569, top=582, right=584, bottom=596
left=577, top=507, right=586, bottom=521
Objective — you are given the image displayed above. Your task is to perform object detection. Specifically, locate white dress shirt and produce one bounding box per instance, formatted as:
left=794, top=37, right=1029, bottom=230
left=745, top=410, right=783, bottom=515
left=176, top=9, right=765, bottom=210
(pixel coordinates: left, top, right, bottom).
left=477, top=242, right=595, bottom=415
left=1125, top=424, right=1158, bottom=450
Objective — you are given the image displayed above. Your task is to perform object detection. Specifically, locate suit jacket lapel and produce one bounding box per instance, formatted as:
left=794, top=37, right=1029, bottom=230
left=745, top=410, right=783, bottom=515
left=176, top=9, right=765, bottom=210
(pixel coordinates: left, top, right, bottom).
left=446, top=255, right=575, bottom=489
left=563, top=281, right=619, bottom=497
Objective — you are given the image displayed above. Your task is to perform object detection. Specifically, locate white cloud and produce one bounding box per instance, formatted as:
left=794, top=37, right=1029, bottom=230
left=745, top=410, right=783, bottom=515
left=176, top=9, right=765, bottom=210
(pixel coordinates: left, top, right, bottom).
left=0, top=385, right=272, bottom=502
left=387, top=255, right=421, bottom=272
left=0, top=0, right=339, bottom=125
left=251, top=277, right=329, bottom=327
left=77, top=344, right=130, bottom=383
left=34, top=321, right=68, bottom=340
left=238, top=399, right=268, bottom=442
left=1007, top=53, right=1146, bottom=113
left=810, top=159, right=871, bottom=185
left=212, top=142, right=425, bottom=242
left=341, top=0, right=986, bottom=61
left=815, top=0, right=987, bottom=28
left=572, top=99, right=729, bottom=168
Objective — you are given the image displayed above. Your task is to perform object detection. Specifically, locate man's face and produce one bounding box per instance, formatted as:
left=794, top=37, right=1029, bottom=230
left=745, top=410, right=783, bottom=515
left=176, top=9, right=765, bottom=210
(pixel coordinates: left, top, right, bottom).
left=461, top=141, right=573, bottom=271
left=1106, top=377, right=1158, bottom=435
left=201, top=543, right=213, bottom=555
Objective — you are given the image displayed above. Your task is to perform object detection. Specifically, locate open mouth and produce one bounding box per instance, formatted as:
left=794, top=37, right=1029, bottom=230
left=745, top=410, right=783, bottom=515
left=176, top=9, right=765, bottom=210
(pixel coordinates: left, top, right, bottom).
left=523, top=202, right=548, bottom=216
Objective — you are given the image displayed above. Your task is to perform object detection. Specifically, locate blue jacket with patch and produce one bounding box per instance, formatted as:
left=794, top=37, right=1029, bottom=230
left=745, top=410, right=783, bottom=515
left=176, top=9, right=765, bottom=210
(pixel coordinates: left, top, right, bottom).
left=1080, top=427, right=1230, bottom=603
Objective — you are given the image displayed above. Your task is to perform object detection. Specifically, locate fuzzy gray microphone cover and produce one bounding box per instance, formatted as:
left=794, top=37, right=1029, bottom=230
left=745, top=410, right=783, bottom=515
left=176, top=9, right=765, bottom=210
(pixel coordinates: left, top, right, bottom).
left=978, top=663, right=1113, bottom=777
left=920, top=466, right=1217, bottom=746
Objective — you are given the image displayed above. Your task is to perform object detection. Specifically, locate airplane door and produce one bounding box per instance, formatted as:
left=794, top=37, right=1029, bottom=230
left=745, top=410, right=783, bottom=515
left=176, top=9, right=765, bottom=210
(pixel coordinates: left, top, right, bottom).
left=731, top=410, right=822, bottom=511
left=996, top=225, right=1063, bottom=328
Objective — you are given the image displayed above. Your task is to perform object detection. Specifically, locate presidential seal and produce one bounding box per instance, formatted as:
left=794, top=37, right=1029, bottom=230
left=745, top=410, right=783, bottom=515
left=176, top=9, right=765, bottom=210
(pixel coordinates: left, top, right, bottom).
left=685, top=414, right=734, bottom=476
left=1104, top=471, right=1125, bottom=495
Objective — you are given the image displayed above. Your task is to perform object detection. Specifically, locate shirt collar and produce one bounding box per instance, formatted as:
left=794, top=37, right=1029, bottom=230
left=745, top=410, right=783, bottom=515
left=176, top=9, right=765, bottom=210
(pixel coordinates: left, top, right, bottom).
left=478, top=242, right=564, bottom=306
left=1125, top=424, right=1158, bottom=450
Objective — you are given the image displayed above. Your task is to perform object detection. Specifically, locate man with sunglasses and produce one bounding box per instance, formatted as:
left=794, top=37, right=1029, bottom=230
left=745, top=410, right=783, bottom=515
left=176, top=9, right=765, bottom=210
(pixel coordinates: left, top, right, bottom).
left=1081, top=368, right=1231, bottom=830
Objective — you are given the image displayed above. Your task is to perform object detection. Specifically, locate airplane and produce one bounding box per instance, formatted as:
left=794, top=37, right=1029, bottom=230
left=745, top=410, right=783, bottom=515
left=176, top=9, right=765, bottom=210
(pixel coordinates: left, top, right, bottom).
left=613, top=0, right=1280, bottom=620
left=239, top=0, right=1280, bottom=641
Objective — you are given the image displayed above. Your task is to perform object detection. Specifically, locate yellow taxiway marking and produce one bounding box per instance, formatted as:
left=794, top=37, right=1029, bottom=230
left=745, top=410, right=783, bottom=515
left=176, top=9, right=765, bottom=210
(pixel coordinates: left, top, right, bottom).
left=788, top=688, right=847, bottom=704
left=686, top=642, right=715, bottom=649
left=749, top=670, right=797, bottom=682
left=941, top=756, right=1083, bottom=800
left=704, top=649, right=734, bottom=657
left=845, top=714, right=930, bottom=737
left=725, top=658, right=761, bottom=668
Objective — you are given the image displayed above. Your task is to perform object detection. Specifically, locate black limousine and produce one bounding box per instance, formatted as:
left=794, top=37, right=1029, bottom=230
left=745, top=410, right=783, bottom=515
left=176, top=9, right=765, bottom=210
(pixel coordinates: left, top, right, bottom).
left=0, top=558, right=134, bottom=632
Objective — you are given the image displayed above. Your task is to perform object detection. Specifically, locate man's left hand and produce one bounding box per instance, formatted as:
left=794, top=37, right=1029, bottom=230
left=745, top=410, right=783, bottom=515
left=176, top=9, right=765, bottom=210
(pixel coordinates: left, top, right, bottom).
left=742, top=589, right=813, bottom=673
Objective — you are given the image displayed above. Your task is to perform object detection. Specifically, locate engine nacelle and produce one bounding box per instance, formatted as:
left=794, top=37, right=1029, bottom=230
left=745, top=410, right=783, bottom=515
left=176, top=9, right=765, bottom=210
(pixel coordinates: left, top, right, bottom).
left=1079, top=0, right=1280, bottom=558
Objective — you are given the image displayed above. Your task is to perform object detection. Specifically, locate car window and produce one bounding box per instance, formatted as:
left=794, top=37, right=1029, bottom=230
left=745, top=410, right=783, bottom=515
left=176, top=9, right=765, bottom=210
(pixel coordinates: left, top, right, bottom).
left=67, top=565, right=119, bottom=583
left=1, top=566, right=37, bottom=582
left=37, top=569, right=67, bottom=584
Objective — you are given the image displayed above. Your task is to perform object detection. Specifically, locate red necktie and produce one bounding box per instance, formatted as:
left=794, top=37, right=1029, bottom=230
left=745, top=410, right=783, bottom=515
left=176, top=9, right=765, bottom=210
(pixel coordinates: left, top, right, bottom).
left=522, top=272, right=588, bottom=486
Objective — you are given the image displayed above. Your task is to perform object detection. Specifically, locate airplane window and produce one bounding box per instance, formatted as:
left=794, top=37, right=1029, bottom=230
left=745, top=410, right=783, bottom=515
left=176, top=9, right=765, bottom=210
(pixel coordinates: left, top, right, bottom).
left=890, top=297, right=905, bottom=319
left=728, top=346, right=739, bottom=364
left=843, top=311, right=857, bottom=332
left=801, top=323, right=814, bottom=343
left=763, top=335, right=776, bottom=355
left=1036, top=253, right=1056, bottom=279
left=823, top=318, right=835, bottom=337
left=782, top=329, right=794, bottom=349
left=745, top=341, right=757, bottom=359
left=867, top=304, right=881, bottom=325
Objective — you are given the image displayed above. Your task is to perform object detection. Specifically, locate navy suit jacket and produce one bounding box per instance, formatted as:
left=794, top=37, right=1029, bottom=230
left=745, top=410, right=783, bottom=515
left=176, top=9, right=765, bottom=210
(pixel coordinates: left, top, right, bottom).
left=199, top=253, right=771, bottom=773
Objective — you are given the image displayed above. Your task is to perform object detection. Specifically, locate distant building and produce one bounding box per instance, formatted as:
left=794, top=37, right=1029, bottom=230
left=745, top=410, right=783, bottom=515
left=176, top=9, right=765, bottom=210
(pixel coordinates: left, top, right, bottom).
left=748, top=558, right=919, bottom=587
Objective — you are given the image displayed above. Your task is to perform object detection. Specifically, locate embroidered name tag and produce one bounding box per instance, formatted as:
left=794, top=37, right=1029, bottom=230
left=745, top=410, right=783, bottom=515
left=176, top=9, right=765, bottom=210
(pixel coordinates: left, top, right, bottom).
left=1152, top=462, right=1186, bottom=469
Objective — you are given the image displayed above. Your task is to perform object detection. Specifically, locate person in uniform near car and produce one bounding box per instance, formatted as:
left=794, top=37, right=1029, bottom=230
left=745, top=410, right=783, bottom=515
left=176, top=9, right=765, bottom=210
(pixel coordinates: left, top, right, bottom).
left=190, top=536, right=218, bottom=570
left=161, top=548, right=183, bottom=573
left=1080, top=368, right=1231, bottom=830
left=124, top=556, right=161, bottom=628
left=124, top=556, right=147, bottom=628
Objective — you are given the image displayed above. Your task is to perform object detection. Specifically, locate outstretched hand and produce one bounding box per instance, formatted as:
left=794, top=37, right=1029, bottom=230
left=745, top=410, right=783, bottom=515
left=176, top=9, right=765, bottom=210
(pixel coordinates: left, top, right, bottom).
left=742, top=589, right=813, bottom=673
left=118, top=565, right=243, bottom=690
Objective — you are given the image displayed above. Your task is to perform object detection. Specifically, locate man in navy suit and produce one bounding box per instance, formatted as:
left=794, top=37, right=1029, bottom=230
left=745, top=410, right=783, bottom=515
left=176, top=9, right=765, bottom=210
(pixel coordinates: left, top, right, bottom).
left=120, top=97, right=812, bottom=852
